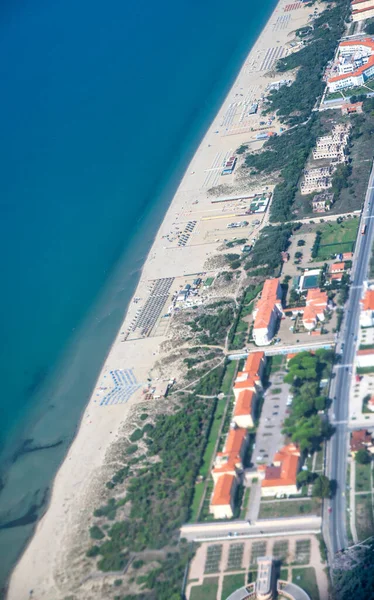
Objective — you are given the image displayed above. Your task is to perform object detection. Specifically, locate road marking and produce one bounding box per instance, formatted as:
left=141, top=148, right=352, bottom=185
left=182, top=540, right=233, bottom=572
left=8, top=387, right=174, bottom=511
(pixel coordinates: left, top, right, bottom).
left=332, top=420, right=348, bottom=425
left=351, top=285, right=363, bottom=290
left=363, top=215, right=374, bottom=219
left=335, top=364, right=352, bottom=369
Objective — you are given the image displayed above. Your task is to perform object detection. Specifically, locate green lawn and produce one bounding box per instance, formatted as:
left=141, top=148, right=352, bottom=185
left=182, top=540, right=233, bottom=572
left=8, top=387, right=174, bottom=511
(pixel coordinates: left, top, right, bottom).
left=189, top=482, right=205, bottom=522
left=316, top=220, right=359, bottom=260
left=204, top=277, right=214, bottom=287
left=292, top=567, right=319, bottom=600
left=259, top=499, right=321, bottom=519
left=355, top=462, right=372, bottom=493
left=280, top=568, right=289, bottom=581
left=221, top=361, right=238, bottom=396
left=355, top=494, right=374, bottom=541
left=240, top=487, right=251, bottom=519
left=190, top=577, right=219, bottom=600
left=199, top=398, right=226, bottom=478
left=314, top=449, right=324, bottom=472
left=221, top=573, right=246, bottom=599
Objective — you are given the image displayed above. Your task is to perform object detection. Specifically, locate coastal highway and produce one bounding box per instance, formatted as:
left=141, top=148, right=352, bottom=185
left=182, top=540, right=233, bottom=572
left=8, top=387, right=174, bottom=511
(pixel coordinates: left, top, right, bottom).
left=180, top=516, right=321, bottom=542
left=324, top=161, right=374, bottom=558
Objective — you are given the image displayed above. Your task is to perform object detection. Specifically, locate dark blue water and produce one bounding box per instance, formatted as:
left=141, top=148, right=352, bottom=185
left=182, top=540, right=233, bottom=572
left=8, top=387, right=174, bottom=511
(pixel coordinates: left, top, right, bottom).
left=0, top=0, right=277, bottom=587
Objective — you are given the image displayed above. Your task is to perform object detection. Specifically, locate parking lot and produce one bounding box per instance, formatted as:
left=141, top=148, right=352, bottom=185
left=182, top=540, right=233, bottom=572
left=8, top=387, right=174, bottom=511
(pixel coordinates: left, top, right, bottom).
left=254, top=356, right=291, bottom=468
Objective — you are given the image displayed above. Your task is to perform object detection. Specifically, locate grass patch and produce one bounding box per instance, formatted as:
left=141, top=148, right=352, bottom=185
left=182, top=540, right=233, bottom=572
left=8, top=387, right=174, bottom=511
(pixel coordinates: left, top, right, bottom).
left=259, top=499, right=321, bottom=519
left=189, top=482, right=205, bottom=523
left=204, top=277, right=214, bottom=287
left=190, top=577, right=219, bottom=600
left=199, top=398, right=226, bottom=479
left=240, top=487, right=251, bottom=519
left=314, top=220, right=359, bottom=261
left=292, top=567, right=319, bottom=600
left=221, top=573, right=246, bottom=599
left=250, top=542, right=267, bottom=567
left=357, top=366, right=374, bottom=375
left=221, top=361, right=238, bottom=396
left=355, top=494, right=374, bottom=541
left=271, top=387, right=282, bottom=395
left=355, top=462, right=372, bottom=493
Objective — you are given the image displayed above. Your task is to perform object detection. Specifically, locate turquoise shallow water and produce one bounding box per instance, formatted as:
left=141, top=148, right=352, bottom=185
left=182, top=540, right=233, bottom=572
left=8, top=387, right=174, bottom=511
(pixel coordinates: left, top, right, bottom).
left=0, top=0, right=277, bottom=589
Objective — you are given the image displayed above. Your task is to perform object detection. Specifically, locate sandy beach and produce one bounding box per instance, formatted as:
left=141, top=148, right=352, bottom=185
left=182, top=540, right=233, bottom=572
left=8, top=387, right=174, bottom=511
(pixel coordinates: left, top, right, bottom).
left=7, top=1, right=316, bottom=598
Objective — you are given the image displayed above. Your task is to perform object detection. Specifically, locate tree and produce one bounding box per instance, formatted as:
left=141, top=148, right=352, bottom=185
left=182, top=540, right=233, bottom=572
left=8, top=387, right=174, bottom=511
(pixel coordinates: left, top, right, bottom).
left=355, top=449, right=371, bottom=465
left=297, top=239, right=305, bottom=247
left=296, top=470, right=315, bottom=487
left=295, top=251, right=303, bottom=259
left=312, top=474, right=331, bottom=498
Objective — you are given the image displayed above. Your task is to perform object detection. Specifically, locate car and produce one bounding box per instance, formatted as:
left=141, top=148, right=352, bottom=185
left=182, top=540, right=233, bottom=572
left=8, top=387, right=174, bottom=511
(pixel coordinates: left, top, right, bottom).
left=274, top=404, right=279, bottom=408
left=328, top=507, right=332, bottom=513
left=272, top=412, right=278, bottom=415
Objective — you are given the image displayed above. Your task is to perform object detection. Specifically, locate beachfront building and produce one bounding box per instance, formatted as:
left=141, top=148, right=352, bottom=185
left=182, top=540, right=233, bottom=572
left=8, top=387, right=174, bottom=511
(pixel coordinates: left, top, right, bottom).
left=360, top=288, right=374, bottom=327
left=259, top=443, right=301, bottom=498
left=209, top=473, right=237, bottom=519
left=252, top=279, right=283, bottom=346
left=352, top=0, right=374, bottom=21
left=232, top=352, right=266, bottom=427
left=292, top=289, right=329, bottom=330
left=312, top=192, right=334, bottom=213
left=212, top=428, right=248, bottom=483
left=210, top=426, right=248, bottom=519
left=327, top=38, right=374, bottom=92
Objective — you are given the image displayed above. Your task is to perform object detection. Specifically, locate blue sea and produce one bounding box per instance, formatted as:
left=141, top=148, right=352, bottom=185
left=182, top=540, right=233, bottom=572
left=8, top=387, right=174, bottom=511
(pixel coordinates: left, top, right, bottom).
left=0, top=0, right=277, bottom=588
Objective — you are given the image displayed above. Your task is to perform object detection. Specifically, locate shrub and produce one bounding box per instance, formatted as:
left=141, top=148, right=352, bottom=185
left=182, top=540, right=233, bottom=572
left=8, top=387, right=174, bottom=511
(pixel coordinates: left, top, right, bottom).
left=90, top=525, right=105, bottom=540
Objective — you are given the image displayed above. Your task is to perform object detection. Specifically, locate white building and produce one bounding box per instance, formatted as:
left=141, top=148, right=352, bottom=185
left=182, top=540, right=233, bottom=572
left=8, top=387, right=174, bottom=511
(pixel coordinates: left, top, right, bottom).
left=327, top=38, right=374, bottom=92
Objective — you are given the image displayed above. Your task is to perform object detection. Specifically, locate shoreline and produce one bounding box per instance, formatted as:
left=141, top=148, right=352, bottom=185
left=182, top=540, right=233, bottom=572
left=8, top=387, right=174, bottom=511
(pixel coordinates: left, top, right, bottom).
left=7, top=0, right=314, bottom=597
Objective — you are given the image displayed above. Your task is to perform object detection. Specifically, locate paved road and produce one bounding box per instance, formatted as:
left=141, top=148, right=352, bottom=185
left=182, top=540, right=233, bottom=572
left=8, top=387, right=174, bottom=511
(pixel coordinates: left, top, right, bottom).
left=324, top=161, right=374, bottom=558
left=180, top=516, right=321, bottom=542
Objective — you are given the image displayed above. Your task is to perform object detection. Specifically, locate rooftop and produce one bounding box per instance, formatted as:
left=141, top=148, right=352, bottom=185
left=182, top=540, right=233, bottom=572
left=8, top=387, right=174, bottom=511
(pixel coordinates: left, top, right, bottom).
left=234, top=389, right=256, bottom=417
left=262, top=443, right=300, bottom=488
left=210, top=473, right=235, bottom=506
left=362, top=289, right=374, bottom=311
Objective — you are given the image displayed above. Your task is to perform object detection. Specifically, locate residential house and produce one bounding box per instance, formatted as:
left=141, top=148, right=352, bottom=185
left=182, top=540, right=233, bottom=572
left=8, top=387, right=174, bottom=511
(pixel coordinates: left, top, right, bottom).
left=360, top=289, right=374, bottom=327
left=350, top=429, right=374, bottom=454
left=341, top=101, right=363, bottom=115
left=303, top=289, right=329, bottom=331
left=252, top=279, right=283, bottom=346
left=260, top=444, right=301, bottom=498
left=209, top=473, right=237, bottom=519
left=356, top=348, right=374, bottom=368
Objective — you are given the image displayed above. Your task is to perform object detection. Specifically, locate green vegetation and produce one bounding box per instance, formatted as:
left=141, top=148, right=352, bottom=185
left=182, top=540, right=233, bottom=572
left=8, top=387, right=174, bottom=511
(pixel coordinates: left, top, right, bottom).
left=245, top=224, right=295, bottom=274
left=355, top=462, right=372, bottom=492
left=355, top=449, right=372, bottom=465
left=190, top=578, right=219, bottom=600
left=199, top=398, right=226, bottom=479
left=312, top=220, right=359, bottom=261
left=221, top=574, right=246, bottom=599
left=189, top=482, right=205, bottom=523
left=228, top=284, right=262, bottom=350
left=292, top=567, right=319, bottom=600
left=312, top=474, right=333, bottom=498
left=294, top=539, right=311, bottom=565
left=188, top=305, right=234, bottom=345
left=333, top=539, right=374, bottom=599
left=240, top=487, right=251, bottom=519
left=273, top=540, right=289, bottom=562
left=90, top=525, right=105, bottom=540
left=283, top=350, right=334, bottom=453
left=259, top=499, right=321, bottom=519
left=269, top=0, right=350, bottom=124
left=355, top=495, right=374, bottom=542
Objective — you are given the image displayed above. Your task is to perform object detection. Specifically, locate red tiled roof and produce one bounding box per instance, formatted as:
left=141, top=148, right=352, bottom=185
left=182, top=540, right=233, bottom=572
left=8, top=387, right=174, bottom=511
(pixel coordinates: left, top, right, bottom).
left=234, top=390, right=255, bottom=417
left=225, top=428, right=247, bottom=454
left=253, top=279, right=281, bottom=331
left=211, top=474, right=235, bottom=506
left=330, top=273, right=343, bottom=280
left=329, top=262, right=345, bottom=273
left=244, top=351, right=265, bottom=376
left=350, top=429, right=372, bottom=451
left=262, top=444, right=300, bottom=488
left=362, top=289, right=374, bottom=311
left=329, top=39, right=374, bottom=83
left=357, top=348, right=374, bottom=356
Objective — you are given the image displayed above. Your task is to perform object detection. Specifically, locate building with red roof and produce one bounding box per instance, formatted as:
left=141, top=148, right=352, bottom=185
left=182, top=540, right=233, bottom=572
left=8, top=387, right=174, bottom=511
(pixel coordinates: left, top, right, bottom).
left=260, top=444, right=301, bottom=497
left=350, top=429, right=373, bottom=453
left=252, top=279, right=283, bottom=346
left=209, top=474, right=237, bottom=519
left=352, top=0, right=374, bottom=22
left=360, top=288, right=374, bottom=327
left=327, top=38, right=374, bottom=91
